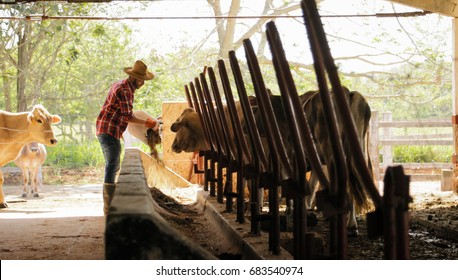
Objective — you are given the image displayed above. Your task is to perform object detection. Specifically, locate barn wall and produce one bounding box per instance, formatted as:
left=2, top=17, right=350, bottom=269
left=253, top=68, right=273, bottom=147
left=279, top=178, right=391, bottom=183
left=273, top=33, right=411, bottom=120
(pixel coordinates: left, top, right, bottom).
left=162, top=101, right=202, bottom=184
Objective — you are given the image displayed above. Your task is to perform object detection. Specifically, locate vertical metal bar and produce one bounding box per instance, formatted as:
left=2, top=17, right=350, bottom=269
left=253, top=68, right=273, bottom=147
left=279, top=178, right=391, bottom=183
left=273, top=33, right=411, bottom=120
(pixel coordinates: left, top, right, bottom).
left=261, top=28, right=312, bottom=259
left=218, top=59, right=255, bottom=223
left=218, top=59, right=252, bottom=166
left=302, top=0, right=382, bottom=209
left=383, top=166, right=396, bottom=259
left=229, top=50, right=268, bottom=236
left=244, top=39, right=293, bottom=182
left=189, top=82, right=212, bottom=192
left=194, top=79, right=219, bottom=197
left=199, top=73, right=227, bottom=204
left=207, top=67, right=238, bottom=213
left=244, top=38, right=294, bottom=257
left=184, top=85, right=194, bottom=108
left=228, top=51, right=269, bottom=173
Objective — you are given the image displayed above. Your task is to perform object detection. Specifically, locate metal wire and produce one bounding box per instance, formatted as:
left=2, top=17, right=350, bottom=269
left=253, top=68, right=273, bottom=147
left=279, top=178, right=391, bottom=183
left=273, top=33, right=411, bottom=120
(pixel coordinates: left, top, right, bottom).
left=0, top=127, right=54, bottom=133
left=0, top=11, right=431, bottom=21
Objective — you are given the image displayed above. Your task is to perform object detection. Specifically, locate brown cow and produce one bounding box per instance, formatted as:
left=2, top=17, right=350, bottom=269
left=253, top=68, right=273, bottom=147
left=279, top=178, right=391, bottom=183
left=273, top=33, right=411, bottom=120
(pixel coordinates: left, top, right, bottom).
left=171, top=108, right=208, bottom=153
left=0, top=105, right=61, bottom=208
left=14, top=142, right=47, bottom=197
left=171, top=88, right=373, bottom=236
left=253, top=88, right=373, bottom=236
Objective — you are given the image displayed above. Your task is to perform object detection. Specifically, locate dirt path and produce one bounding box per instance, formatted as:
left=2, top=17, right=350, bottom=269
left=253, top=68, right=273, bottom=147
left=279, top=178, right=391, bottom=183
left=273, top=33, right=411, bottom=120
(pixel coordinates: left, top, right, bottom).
left=1, top=166, right=457, bottom=260
left=0, top=182, right=105, bottom=260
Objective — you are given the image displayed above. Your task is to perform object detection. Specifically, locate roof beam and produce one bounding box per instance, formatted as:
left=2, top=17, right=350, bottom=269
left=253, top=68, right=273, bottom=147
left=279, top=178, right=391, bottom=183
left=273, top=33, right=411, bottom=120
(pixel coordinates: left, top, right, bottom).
left=0, top=0, right=118, bottom=3
left=385, top=0, right=458, bottom=17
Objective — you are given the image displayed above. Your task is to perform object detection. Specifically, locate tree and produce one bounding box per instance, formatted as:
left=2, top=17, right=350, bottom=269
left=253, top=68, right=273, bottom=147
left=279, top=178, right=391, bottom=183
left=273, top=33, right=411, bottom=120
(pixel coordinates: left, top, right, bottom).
left=0, top=2, right=140, bottom=142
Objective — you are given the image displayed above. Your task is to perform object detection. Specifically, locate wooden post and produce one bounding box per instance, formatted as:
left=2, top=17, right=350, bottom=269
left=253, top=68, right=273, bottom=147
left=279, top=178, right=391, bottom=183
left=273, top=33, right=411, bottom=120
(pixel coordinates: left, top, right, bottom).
left=382, top=112, right=393, bottom=172
left=162, top=101, right=198, bottom=183
left=441, top=169, right=453, bottom=191
left=453, top=18, right=458, bottom=194
left=370, top=111, right=380, bottom=189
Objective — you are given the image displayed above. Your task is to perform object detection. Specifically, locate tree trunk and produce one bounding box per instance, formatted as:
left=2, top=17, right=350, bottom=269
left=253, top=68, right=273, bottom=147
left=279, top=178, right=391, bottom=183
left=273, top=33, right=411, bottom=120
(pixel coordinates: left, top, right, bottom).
left=0, top=62, right=13, bottom=111
left=219, top=0, right=240, bottom=59
left=16, top=21, right=31, bottom=112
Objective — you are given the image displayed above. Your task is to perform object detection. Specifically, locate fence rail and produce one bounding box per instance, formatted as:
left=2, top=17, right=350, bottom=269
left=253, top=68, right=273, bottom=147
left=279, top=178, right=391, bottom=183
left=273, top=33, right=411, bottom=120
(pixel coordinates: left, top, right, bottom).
left=370, top=111, right=453, bottom=181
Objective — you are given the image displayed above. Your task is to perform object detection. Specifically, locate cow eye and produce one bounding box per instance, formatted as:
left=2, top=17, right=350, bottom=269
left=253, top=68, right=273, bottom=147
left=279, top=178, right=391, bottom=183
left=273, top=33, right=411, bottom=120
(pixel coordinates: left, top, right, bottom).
left=37, top=119, right=43, bottom=124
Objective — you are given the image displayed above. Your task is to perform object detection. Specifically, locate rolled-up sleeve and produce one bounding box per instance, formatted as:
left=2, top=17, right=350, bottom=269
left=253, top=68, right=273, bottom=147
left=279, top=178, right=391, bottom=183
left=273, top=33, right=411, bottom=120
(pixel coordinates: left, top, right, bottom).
left=118, top=88, right=134, bottom=123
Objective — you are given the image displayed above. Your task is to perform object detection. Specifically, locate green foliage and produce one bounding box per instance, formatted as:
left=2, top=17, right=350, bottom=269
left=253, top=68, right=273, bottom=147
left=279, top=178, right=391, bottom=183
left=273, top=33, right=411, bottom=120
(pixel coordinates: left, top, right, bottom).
left=0, top=1, right=455, bottom=170
left=46, top=140, right=105, bottom=168
left=392, top=145, right=452, bottom=163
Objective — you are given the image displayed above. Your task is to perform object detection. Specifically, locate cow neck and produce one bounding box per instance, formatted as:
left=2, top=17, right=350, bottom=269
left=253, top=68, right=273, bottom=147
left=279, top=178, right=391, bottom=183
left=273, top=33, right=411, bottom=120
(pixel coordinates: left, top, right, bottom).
left=1, top=112, right=34, bottom=143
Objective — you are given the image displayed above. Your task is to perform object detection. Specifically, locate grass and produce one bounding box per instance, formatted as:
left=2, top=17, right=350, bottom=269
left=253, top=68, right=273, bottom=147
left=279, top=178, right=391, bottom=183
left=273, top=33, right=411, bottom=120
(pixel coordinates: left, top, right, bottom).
left=392, top=145, right=452, bottom=163
left=45, top=140, right=106, bottom=168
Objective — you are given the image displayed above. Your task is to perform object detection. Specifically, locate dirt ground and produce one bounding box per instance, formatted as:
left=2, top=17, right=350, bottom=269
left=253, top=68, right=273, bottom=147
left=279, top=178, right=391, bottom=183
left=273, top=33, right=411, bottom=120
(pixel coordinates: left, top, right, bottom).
left=0, top=167, right=105, bottom=260
left=151, top=180, right=458, bottom=260
left=1, top=166, right=457, bottom=260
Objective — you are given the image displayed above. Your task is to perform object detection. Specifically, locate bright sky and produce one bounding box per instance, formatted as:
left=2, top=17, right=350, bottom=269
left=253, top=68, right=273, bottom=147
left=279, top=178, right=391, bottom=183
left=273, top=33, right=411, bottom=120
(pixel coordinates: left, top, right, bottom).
left=120, top=0, right=452, bottom=73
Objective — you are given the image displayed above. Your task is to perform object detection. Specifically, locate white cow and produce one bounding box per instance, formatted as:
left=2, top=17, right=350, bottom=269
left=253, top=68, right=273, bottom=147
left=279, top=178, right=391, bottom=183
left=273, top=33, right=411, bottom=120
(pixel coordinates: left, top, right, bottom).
left=14, top=142, right=47, bottom=197
left=0, top=105, right=61, bottom=208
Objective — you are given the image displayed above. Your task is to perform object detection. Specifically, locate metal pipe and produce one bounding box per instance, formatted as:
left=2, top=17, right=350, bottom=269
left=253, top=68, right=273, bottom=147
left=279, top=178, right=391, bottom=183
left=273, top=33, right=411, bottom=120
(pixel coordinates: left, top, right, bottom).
left=302, top=0, right=382, bottom=209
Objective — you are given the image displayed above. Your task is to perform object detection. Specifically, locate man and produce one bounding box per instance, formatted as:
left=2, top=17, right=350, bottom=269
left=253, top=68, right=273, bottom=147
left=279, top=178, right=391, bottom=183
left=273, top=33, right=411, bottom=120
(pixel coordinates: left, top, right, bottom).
left=96, top=60, right=159, bottom=214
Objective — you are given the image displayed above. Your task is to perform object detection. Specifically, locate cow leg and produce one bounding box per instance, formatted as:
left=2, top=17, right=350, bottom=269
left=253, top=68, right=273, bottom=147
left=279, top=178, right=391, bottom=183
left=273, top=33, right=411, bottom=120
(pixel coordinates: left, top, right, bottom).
left=0, top=170, right=7, bottom=208
left=347, top=202, right=359, bottom=237
left=31, top=168, right=39, bottom=197
left=22, top=168, right=29, bottom=197
left=306, top=172, right=320, bottom=210
left=283, top=198, right=294, bottom=231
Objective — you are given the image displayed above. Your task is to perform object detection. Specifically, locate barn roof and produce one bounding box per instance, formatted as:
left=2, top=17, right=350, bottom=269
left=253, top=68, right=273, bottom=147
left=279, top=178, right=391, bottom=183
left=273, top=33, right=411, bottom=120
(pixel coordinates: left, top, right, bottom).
left=386, top=0, right=458, bottom=17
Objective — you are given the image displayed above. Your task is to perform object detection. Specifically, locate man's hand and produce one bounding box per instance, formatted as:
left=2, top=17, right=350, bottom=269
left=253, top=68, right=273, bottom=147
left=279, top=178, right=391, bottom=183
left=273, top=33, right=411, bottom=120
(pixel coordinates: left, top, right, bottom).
left=145, top=118, right=159, bottom=131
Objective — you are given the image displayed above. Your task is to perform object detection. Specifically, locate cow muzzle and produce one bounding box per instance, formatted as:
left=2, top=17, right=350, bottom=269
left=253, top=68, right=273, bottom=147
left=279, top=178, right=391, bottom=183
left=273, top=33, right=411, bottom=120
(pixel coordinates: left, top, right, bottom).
left=172, top=143, right=183, bottom=153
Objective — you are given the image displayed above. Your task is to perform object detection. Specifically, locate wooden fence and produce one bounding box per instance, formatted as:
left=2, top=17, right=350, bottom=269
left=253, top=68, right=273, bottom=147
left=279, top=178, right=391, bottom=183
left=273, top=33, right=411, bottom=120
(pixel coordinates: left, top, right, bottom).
left=370, top=111, right=453, bottom=182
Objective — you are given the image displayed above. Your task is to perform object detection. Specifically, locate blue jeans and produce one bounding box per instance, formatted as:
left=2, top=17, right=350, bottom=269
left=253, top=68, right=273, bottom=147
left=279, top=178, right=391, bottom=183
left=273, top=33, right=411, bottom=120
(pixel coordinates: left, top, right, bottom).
left=98, top=134, right=121, bottom=184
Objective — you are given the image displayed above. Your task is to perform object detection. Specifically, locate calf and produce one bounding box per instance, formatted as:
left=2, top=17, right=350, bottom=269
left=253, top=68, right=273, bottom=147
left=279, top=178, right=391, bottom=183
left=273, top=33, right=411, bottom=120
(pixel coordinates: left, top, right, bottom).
left=14, top=142, right=47, bottom=197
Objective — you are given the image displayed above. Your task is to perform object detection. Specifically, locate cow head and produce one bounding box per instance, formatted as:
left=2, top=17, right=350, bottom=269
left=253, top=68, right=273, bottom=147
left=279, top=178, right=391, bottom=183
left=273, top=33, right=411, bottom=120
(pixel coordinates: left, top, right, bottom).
left=27, top=105, right=61, bottom=146
left=171, top=108, right=207, bottom=153
left=28, top=142, right=41, bottom=153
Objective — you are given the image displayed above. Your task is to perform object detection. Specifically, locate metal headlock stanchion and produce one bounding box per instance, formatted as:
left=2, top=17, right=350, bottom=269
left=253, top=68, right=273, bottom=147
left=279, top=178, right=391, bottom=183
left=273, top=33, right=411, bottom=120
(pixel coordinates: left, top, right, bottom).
left=217, top=60, right=255, bottom=224
left=186, top=83, right=213, bottom=192
left=229, top=51, right=272, bottom=241
left=301, top=0, right=385, bottom=258
left=184, top=85, right=206, bottom=185
left=197, top=75, right=227, bottom=203
left=191, top=79, right=219, bottom=197
left=263, top=24, right=332, bottom=259
left=206, top=67, right=241, bottom=213
left=243, top=39, right=297, bottom=256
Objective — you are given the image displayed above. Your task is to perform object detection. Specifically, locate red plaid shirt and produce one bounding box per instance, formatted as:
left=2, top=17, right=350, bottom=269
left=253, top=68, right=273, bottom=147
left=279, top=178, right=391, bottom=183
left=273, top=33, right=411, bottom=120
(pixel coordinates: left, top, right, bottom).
left=96, top=79, right=136, bottom=139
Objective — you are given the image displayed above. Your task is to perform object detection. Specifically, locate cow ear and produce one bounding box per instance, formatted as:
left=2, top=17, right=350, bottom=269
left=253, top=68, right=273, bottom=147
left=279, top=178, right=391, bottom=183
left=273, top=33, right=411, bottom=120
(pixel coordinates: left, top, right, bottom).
left=27, top=112, right=34, bottom=123
left=52, top=115, right=62, bottom=124
left=170, top=122, right=183, bottom=132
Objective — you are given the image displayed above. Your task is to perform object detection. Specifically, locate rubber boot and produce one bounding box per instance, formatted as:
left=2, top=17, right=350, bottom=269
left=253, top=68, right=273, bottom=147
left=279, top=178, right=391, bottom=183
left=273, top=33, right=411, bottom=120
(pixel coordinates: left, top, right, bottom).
left=103, top=183, right=116, bottom=215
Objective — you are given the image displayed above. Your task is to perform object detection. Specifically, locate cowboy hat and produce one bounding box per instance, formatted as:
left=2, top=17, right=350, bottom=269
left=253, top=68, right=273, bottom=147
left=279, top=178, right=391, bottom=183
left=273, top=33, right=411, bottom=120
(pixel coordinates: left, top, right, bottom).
left=123, top=60, right=154, bottom=80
